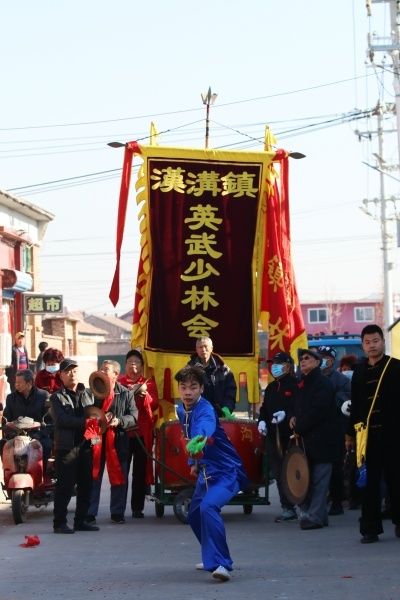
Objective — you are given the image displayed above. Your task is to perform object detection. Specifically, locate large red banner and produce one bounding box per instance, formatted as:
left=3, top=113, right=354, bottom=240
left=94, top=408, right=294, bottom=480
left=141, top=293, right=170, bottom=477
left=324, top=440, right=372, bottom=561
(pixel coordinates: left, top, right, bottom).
left=146, top=157, right=263, bottom=355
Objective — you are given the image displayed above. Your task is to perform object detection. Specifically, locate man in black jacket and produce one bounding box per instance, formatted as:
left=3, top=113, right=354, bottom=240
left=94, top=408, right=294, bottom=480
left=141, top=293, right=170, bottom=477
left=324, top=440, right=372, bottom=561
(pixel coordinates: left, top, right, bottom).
left=348, top=324, right=400, bottom=544
left=290, top=348, right=337, bottom=530
left=2, top=369, right=51, bottom=461
left=187, top=337, right=236, bottom=418
left=4, top=369, right=48, bottom=422
left=50, top=358, right=98, bottom=534
left=87, top=360, right=137, bottom=524
left=258, top=352, right=298, bottom=522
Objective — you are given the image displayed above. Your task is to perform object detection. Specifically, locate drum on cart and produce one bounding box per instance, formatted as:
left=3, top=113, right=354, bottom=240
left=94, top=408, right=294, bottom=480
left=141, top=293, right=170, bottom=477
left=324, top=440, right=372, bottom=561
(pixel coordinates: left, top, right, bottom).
left=153, top=418, right=269, bottom=523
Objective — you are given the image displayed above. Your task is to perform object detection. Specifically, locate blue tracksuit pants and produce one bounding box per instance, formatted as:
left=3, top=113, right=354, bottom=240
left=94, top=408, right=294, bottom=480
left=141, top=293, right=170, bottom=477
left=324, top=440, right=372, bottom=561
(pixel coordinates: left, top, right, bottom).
left=188, top=471, right=239, bottom=571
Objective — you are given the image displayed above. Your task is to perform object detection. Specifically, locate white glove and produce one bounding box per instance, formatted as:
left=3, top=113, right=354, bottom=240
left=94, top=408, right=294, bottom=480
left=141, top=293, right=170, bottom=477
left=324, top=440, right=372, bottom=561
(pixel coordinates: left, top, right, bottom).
left=271, top=410, right=286, bottom=424
left=341, top=400, right=351, bottom=417
left=258, top=420, right=267, bottom=436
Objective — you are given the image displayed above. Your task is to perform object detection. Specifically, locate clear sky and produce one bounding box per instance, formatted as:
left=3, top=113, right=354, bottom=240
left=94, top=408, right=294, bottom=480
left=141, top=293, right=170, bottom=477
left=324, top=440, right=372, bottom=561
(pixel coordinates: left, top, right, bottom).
left=1, top=0, right=398, bottom=317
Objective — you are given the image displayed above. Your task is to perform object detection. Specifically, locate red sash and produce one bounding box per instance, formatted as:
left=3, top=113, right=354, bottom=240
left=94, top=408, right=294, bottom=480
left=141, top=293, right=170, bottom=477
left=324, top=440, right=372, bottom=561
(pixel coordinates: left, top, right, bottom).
left=102, top=390, right=125, bottom=486
left=84, top=418, right=102, bottom=480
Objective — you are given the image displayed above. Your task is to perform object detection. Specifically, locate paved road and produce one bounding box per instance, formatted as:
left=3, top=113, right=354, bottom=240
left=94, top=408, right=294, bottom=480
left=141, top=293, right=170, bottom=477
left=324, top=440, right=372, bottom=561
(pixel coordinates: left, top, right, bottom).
left=0, top=481, right=399, bottom=600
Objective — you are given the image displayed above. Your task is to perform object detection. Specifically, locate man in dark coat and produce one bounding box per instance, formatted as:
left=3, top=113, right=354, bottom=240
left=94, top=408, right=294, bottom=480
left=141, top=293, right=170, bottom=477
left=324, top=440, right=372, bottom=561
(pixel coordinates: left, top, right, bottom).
left=50, top=358, right=99, bottom=534
left=2, top=369, right=51, bottom=461
left=318, top=345, right=352, bottom=516
left=258, top=351, right=298, bottom=522
left=348, top=324, right=400, bottom=544
left=4, top=369, right=48, bottom=423
left=289, top=348, right=337, bottom=530
left=187, top=336, right=236, bottom=417
left=87, top=359, right=137, bottom=524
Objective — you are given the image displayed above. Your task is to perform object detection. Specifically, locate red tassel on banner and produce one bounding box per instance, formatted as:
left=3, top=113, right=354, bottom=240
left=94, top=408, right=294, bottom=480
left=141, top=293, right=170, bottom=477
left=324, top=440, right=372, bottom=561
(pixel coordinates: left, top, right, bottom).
left=109, top=141, right=141, bottom=307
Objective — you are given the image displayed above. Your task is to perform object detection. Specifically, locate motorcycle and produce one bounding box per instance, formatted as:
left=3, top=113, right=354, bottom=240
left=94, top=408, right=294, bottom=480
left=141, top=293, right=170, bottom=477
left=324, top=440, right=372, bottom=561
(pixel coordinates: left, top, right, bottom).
left=1, top=416, right=55, bottom=524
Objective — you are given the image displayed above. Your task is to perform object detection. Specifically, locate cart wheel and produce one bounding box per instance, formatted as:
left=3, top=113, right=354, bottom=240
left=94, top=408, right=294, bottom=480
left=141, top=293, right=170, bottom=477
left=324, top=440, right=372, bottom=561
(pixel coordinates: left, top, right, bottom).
left=243, top=504, right=253, bottom=515
left=155, top=502, right=165, bottom=518
left=173, top=488, right=194, bottom=524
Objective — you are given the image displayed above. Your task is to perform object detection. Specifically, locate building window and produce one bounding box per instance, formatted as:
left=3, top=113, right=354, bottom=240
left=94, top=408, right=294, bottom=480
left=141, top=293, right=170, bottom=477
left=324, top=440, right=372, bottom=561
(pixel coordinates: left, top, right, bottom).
left=308, top=308, right=328, bottom=323
left=22, top=245, right=33, bottom=273
left=354, top=306, right=375, bottom=322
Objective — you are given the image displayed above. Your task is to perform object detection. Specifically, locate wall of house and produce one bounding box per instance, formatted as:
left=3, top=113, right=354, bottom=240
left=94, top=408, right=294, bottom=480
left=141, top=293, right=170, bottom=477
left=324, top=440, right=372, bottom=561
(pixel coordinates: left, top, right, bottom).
left=301, top=301, right=383, bottom=335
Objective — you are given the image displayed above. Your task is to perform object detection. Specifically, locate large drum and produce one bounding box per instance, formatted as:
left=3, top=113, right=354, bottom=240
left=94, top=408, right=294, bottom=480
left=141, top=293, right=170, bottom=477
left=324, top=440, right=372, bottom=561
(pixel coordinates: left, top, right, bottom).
left=222, top=419, right=264, bottom=486
left=155, top=418, right=264, bottom=489
left=155, top=421, right=194, bottom=488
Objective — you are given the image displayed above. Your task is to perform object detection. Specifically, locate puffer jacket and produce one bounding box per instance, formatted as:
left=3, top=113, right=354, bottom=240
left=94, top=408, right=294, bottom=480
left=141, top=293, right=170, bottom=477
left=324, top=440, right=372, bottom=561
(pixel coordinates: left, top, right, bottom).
left=187, top=353, right=237, bottom=414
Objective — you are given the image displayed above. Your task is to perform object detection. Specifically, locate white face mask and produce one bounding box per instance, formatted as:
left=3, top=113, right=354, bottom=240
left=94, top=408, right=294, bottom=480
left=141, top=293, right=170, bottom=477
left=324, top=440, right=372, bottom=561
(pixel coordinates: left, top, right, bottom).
left=342, top=370, right=353, bottom=380
left=46, top=364, right=60, bottom=374
left=320, top=358, right=328, bottom=370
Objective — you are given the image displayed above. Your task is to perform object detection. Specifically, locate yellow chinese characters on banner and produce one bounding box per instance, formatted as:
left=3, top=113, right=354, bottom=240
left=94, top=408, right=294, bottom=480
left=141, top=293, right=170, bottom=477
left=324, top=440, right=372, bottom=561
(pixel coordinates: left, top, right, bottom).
left=131, top=146, right=277, bottom=404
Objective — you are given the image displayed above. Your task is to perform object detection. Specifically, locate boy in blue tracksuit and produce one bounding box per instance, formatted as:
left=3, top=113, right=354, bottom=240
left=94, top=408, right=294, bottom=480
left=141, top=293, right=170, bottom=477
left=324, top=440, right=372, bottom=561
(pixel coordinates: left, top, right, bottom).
left=175, top=366, right=248, bottom=582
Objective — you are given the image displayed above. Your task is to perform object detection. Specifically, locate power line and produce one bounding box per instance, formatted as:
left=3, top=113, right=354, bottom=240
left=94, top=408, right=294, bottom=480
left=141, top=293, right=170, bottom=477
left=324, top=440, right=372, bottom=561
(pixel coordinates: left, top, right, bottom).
left=5, top=109, right=374, bottom=195
left=0, top=74, right=374, bottom=132
left=7, top=168, right=124, bottom=192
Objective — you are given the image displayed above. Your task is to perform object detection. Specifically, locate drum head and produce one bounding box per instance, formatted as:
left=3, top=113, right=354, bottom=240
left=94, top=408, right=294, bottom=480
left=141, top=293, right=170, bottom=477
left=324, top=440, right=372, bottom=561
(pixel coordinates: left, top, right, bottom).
left=281, top=445, right=310, bottom=505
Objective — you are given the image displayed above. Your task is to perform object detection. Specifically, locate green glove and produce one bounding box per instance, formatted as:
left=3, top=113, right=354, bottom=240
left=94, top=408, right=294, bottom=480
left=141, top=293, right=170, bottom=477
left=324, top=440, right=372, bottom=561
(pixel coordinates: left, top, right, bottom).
left=221, top=406, right=236, bottom=420
left=186, top=434, right=207, bottom=455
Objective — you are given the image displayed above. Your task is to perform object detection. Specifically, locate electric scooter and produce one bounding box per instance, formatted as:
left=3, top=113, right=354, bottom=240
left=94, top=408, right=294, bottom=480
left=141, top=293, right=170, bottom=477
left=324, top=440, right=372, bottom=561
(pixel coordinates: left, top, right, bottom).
left=1, top=416, right=55, bottom=524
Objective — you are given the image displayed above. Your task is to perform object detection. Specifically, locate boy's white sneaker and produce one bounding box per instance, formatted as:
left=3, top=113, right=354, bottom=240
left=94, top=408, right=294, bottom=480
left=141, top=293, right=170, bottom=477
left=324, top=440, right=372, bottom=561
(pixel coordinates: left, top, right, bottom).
left=195, top=563, right=204, bottom=570
left=212, top=565, right=230, bottom=582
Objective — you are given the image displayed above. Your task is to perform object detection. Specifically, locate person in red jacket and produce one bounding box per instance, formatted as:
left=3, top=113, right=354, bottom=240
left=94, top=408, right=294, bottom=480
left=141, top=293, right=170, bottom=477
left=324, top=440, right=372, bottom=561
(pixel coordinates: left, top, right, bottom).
left=118, top=349, right=158, bottom=518
left=35, top=348, right=64, bottom=394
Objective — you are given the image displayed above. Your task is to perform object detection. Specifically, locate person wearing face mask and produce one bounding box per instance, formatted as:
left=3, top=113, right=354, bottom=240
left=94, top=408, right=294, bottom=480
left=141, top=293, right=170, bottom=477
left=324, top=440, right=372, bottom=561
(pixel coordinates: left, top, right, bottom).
left=258, top=352, right=298, bottom=522
left=35, top=348, right=64, bottom=394
left=318, top=346, right=351, bottom=517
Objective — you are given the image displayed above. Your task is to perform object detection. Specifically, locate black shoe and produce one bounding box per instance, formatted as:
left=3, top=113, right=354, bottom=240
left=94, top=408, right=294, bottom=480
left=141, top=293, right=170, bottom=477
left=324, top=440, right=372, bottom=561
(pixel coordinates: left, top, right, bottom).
left=300, top=519, right=323, bottom=530
left=395, top=526, right=400, bottom=538
left=85, top=515, right=97, bottom=525
left=132, top=511, right=144, bottom=519
left=54, top=524, right=75, bottom=534
left=111, top=514, right=125, bottom=524
left=348, top=501, right=360, bottom=510
left=74, top=522, right=100, bottom=531
left=360, top=534, right=379, bottom=544
left=328, top=502, right=344, bottom=516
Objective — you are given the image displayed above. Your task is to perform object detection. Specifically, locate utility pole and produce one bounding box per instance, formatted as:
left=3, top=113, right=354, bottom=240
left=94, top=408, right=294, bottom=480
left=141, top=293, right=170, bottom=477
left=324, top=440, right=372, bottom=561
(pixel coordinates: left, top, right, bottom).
left=201, top=87, right=217, bottom=149
left=368, top=0, right=400, bottom=169
left=376, top=105, right=394, bottom=338
left=357, top=102, right=400, bottom=346
left=364, top=0, right=400, bottom=343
